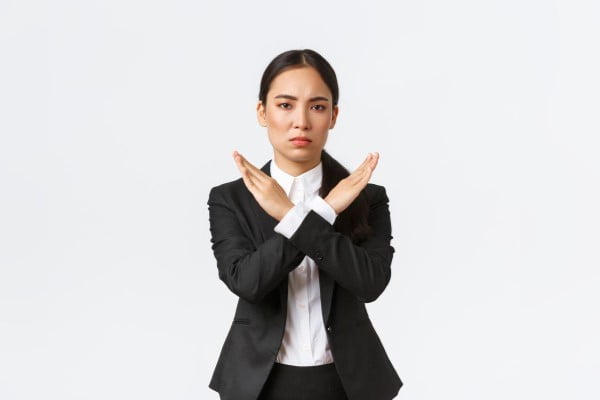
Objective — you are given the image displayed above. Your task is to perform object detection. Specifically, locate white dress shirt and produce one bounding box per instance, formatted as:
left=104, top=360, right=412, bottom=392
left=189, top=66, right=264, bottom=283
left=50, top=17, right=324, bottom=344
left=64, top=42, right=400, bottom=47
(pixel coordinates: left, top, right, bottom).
left=270, top=158, right=338, bottom=366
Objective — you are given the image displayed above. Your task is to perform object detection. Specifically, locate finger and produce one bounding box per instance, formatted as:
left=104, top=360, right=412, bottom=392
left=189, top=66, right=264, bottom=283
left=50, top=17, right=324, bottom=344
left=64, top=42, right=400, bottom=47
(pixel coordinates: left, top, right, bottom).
left=347, top=162, right=372, bottom=185
left=233, top=151, right=257, bottom=190
left=358, top=152, right=378, bottom=174
left=233, top=150, right=246, bottom=171
left=233, top=151, right=259, bottom=182
left=352, top=152, right=376, bottom=176
left=234, top=152, right=269, bottom=184
left=358, top=153, right=378, bottom=181
left=363, top=153, right=379, bottom=182
left=349, top=153, right=372, bottom=178
left=357, top=152, right=373, bottom=170
left=356, top=162, right=374, bottom=186
left=233, top=151, right=246, bottom=174
left=241, top=166, right=258, bottom=191
left=234, top=151, right=260, bottom=173
left=369, top=152, right=379, bottom=170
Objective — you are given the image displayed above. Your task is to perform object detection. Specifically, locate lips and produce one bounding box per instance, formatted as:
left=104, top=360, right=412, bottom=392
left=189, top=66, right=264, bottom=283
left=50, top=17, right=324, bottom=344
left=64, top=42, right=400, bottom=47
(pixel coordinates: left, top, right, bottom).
left=290, top=136, right=312, bottom=147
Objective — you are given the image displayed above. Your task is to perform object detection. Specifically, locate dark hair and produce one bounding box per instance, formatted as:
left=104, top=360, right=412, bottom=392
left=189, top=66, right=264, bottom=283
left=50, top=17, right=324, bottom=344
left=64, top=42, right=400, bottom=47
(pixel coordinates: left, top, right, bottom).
left=259, top=49, right=372, bottom=243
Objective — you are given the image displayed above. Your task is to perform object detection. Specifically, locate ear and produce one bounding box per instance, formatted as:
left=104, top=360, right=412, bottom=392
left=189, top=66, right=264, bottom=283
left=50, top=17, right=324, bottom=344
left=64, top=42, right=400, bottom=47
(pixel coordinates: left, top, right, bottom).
left=329, top=105, right=339, bottom=129
left=256, top=101, right=267, bottom=127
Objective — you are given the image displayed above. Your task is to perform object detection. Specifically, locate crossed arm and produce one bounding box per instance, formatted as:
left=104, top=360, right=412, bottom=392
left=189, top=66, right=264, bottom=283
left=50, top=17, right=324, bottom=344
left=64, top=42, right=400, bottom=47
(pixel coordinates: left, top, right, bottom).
left=207, top=186, right=305, bottom=303
left=207, top=184, right=395, bottom=304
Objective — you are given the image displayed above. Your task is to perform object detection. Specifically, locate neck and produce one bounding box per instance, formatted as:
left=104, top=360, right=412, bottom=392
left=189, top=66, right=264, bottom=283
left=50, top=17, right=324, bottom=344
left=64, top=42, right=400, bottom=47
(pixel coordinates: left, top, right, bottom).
left=273, top=152, right=321, bottom=177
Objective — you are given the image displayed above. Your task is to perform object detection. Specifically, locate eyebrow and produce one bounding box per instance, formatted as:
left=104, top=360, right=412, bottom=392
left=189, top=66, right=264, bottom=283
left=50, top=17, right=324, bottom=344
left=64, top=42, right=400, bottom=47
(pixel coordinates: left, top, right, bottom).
left=273, top=94, right=330, bottom=102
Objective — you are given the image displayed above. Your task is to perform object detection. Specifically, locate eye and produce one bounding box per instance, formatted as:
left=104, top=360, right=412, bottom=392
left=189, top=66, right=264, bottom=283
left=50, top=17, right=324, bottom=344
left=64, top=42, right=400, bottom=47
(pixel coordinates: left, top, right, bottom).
left=278, top=103, right=291, bottom=109
left=313, top=105, right=326, bottom=111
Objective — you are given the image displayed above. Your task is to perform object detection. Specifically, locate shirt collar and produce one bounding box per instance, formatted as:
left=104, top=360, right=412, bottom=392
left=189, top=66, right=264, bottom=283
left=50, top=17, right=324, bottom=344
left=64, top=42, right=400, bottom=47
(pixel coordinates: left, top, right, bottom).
left=270, top=158, right=323, bottom=197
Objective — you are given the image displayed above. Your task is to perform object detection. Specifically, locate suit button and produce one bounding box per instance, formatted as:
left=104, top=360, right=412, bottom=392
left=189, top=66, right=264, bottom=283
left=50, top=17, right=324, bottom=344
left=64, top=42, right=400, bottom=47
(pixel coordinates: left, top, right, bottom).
left=327, top=325, right=333, bottom=333
left=315, top=251, right=324, bottom=261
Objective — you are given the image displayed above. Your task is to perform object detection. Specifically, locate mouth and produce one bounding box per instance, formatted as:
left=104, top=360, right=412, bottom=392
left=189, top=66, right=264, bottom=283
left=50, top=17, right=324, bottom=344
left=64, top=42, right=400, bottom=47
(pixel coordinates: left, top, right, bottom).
left=290, top=137, right=311, bottom=142
left=290, top=137, right=312, bottom=147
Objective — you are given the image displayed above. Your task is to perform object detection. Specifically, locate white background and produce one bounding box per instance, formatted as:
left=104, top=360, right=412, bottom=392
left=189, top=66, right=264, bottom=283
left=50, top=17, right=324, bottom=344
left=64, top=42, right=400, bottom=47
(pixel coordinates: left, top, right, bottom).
left=1, top=0, right=599, bottom=399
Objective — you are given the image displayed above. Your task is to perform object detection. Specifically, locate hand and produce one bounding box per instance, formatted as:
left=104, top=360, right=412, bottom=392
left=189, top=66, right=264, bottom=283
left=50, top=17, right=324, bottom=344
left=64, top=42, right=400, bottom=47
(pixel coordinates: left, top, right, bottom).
left=325, top=152, right=380, bottom=215
left=233, top=150, right=295, bottom=221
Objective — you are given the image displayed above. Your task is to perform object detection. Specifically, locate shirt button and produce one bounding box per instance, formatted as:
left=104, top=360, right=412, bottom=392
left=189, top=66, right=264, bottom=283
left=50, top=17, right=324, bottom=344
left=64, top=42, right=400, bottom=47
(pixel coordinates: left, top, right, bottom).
left=298, top=303, right=306, bottom=308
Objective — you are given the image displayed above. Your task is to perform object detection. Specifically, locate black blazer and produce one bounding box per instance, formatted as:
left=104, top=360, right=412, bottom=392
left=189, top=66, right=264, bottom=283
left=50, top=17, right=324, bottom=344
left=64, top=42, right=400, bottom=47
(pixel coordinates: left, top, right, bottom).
left=207, top=159, right=402, bottom=400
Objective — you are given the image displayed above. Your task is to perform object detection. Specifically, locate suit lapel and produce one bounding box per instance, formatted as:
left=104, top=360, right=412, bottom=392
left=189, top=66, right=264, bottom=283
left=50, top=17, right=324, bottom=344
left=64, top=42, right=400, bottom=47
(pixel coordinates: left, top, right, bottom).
left=253, top=159, right=335, bottom=325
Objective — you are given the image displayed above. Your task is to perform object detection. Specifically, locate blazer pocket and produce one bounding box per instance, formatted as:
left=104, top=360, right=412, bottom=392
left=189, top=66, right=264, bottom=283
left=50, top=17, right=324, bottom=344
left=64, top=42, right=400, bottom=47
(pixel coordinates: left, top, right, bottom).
left=233, top=318, right=251, bottom=325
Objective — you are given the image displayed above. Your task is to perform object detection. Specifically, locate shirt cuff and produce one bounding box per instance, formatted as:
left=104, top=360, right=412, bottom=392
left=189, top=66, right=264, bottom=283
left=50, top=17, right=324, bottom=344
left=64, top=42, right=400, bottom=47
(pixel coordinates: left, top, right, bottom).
left=274, top=196, right=337, bottom=239
left=274, top=202, right=309, bottom=239
left=307, top=195, right=337, bottom=225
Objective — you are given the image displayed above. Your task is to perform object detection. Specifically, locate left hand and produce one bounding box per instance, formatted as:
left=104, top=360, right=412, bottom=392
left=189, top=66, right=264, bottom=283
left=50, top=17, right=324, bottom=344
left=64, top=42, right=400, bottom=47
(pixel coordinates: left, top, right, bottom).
left=325, top=152, right=379, bottom=215
left=233, top=150, right=294, bottom=221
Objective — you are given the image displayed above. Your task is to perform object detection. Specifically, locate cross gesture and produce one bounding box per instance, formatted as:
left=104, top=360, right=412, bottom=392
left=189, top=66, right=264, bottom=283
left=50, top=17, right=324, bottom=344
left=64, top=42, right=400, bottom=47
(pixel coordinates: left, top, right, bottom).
left=233, top=150, right=380, bottom=221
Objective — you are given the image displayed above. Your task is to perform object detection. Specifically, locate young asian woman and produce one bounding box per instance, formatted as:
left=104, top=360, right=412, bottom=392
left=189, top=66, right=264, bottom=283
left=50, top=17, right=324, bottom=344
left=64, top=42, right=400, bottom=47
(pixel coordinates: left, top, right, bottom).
left=207, top=49, right=402, bottom=400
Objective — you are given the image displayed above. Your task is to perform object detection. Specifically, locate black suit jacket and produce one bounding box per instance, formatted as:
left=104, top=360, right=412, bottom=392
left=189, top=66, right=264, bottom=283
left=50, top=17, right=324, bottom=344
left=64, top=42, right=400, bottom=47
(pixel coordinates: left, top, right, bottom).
left=207, top=159, right=402, bottom=400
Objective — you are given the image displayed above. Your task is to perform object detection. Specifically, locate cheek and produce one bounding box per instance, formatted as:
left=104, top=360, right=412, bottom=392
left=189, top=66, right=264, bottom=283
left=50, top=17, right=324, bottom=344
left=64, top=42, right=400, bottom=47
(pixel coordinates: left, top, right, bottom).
left=267, top=129, right=284, bottom=145
left=318, top=121, right=331, bottom=131
left=267, top=112, right=288, bottom=129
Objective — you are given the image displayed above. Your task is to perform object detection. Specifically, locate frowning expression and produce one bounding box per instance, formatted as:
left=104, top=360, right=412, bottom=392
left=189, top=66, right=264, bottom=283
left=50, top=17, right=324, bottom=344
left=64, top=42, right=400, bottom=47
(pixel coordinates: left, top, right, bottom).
left=257, top=66, right=339, bottom=174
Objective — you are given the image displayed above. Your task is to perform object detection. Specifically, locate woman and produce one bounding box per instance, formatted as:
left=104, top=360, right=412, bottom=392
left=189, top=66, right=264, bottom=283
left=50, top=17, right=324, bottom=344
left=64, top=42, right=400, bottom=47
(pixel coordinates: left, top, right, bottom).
left=207, top=49, right=402, bottom=400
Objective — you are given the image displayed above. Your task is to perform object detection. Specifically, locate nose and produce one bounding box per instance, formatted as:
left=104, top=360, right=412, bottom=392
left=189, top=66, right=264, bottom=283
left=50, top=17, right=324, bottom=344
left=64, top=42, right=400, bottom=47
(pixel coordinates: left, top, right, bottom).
left=293, top=107, right=310, bottom=130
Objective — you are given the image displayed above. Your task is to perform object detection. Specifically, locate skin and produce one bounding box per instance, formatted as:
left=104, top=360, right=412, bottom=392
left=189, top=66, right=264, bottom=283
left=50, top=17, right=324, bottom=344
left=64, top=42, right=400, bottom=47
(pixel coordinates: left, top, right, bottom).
left=233, top=65, right=379, bottom=221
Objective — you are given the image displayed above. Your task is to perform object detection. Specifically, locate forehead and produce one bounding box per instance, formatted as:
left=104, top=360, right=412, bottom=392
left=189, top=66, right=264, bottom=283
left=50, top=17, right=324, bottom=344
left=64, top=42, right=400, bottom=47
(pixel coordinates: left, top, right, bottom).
left=268, top=66, right=331, bottom=98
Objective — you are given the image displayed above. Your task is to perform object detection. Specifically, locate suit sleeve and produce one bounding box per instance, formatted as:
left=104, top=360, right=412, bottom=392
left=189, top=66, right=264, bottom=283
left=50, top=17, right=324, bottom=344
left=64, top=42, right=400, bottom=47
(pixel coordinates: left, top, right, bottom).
left=286, top=185, right=395, bottom=303
left=207, top=186, right=305, bottom=304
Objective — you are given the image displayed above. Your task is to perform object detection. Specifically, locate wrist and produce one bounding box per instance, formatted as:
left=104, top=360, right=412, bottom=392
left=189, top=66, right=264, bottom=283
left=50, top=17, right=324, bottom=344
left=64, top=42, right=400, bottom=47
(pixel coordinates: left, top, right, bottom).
left=324, top=195, right=340, bottom=215
left=278, top=203, right=294, bottom=221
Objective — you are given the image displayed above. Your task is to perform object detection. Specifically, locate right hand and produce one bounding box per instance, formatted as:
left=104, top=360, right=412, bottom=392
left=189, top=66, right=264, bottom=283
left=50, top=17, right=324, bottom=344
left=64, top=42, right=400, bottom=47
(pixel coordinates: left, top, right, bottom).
left=324, top=152, right=380, bottom=215
left=232, top=150, right=295, bottom=221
